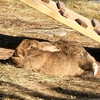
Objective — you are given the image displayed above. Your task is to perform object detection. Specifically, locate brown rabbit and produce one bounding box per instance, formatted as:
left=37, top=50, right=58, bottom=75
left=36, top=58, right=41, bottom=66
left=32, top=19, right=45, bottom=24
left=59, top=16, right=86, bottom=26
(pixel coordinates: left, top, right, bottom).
left=11, top=39, right=98, bottom=77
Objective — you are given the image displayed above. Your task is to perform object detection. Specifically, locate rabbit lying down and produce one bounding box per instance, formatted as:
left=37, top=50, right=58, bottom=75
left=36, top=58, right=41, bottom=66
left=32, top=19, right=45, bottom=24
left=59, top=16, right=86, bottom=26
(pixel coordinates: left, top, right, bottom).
left=10, top=39, right=98, bottom=77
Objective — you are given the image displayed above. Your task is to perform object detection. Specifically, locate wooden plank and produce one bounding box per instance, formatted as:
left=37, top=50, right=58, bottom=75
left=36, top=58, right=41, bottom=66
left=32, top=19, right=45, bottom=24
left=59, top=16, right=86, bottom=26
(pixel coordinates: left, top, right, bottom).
left=91, top=19, right=100, bottom=35
left=64, top=9, right=94, bottom=29
left=56, top=1, right=94, bottom=29
left=59, top=10, right=69, bottom=18
left=56, top=1, right=69, bottom=18
left=94, top=28, right=100, bottom=35
left=41, top=0, right=50, bottom=4
left=20, top=0, right=100, bottom=43
left=91, top=19, right=100, bottom=28
left=56, top=1, right=66, bottom=11
left=75, top=18, right=88, bottom=28
left=42, top=0, right=59, bottom=14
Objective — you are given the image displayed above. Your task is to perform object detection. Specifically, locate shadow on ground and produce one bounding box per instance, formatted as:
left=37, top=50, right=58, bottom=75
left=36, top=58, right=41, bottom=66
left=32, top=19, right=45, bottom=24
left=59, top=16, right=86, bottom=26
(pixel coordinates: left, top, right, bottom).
left=52, top=87, right=100, bottom=99
left=0, top=80, right=100, bottom=100
left=0, top=81, right=69, bottom=100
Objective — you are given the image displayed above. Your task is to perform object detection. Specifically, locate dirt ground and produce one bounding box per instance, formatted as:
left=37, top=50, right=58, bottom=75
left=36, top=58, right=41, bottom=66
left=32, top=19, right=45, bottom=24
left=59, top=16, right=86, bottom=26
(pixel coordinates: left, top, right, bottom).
left=0, top=0, right=100, bottom=100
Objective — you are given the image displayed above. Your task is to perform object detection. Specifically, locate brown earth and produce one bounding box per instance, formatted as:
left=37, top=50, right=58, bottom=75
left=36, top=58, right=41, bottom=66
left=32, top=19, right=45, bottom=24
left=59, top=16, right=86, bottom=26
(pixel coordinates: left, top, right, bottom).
left=0, top=0, right=100, bottom=100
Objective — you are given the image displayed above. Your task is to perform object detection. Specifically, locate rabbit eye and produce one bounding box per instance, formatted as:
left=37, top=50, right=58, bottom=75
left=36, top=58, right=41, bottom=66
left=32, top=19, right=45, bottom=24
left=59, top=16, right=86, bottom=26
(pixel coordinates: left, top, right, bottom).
left=28, top=45, right=34, bottom=49
left=30, top=46, right=34, bottom=48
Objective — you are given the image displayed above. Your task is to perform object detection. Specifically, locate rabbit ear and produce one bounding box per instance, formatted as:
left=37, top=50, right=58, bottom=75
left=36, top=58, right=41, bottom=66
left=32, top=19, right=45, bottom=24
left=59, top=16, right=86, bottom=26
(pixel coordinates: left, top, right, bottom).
left=42, top=44, right=60, bottom=52
left=43, top=45, right=60, bottom=52
left=39, top=42, right=60, bottom=52
left=93, top=62, right=98, bottom=76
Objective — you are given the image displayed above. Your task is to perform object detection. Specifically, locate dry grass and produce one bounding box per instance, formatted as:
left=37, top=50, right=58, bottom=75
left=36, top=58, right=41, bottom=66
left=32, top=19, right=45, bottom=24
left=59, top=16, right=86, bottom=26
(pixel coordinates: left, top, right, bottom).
left=65, top=0, right=100, bottom=20
left=0, top=0, right=100, bottom=99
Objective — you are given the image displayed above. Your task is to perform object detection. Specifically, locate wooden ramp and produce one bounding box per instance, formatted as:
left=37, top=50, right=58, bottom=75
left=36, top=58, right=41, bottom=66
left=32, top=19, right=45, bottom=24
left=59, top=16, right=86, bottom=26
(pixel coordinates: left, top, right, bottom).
left=20, top=0, right=100, bottom=43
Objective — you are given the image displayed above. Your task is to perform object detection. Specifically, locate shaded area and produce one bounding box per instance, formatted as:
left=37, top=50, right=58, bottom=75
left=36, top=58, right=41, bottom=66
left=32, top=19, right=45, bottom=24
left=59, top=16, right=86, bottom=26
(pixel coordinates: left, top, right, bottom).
left=85, top=47, right=100, bottom=62
left=0, top=80, right=100, bottom=100
left=52, top=87, right=100, bottom=99
left=0, top=81, right=67, bottom=100
left=0, top=92, right=24, bottom=100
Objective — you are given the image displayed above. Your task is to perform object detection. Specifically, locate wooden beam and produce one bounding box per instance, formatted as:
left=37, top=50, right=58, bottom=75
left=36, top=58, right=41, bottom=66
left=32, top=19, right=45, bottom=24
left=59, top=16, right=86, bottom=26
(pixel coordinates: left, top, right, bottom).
left=75, top=18, right=88, bottom=28
left=41, top=0, right=50, bottom=4
left=20, top=0, right=100, bottom=43
left=91, top=19, right=100, bottom=27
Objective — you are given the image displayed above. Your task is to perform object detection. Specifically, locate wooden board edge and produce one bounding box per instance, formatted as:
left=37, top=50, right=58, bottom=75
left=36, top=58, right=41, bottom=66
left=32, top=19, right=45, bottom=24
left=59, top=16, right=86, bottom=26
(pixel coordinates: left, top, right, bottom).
left=20, top=0, right=100, bottom=43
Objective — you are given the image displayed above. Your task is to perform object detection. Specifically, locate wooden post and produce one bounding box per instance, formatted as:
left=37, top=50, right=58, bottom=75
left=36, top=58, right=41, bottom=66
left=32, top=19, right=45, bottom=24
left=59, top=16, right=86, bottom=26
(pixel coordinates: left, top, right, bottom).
left=20, top=0, right=100, bottom=43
